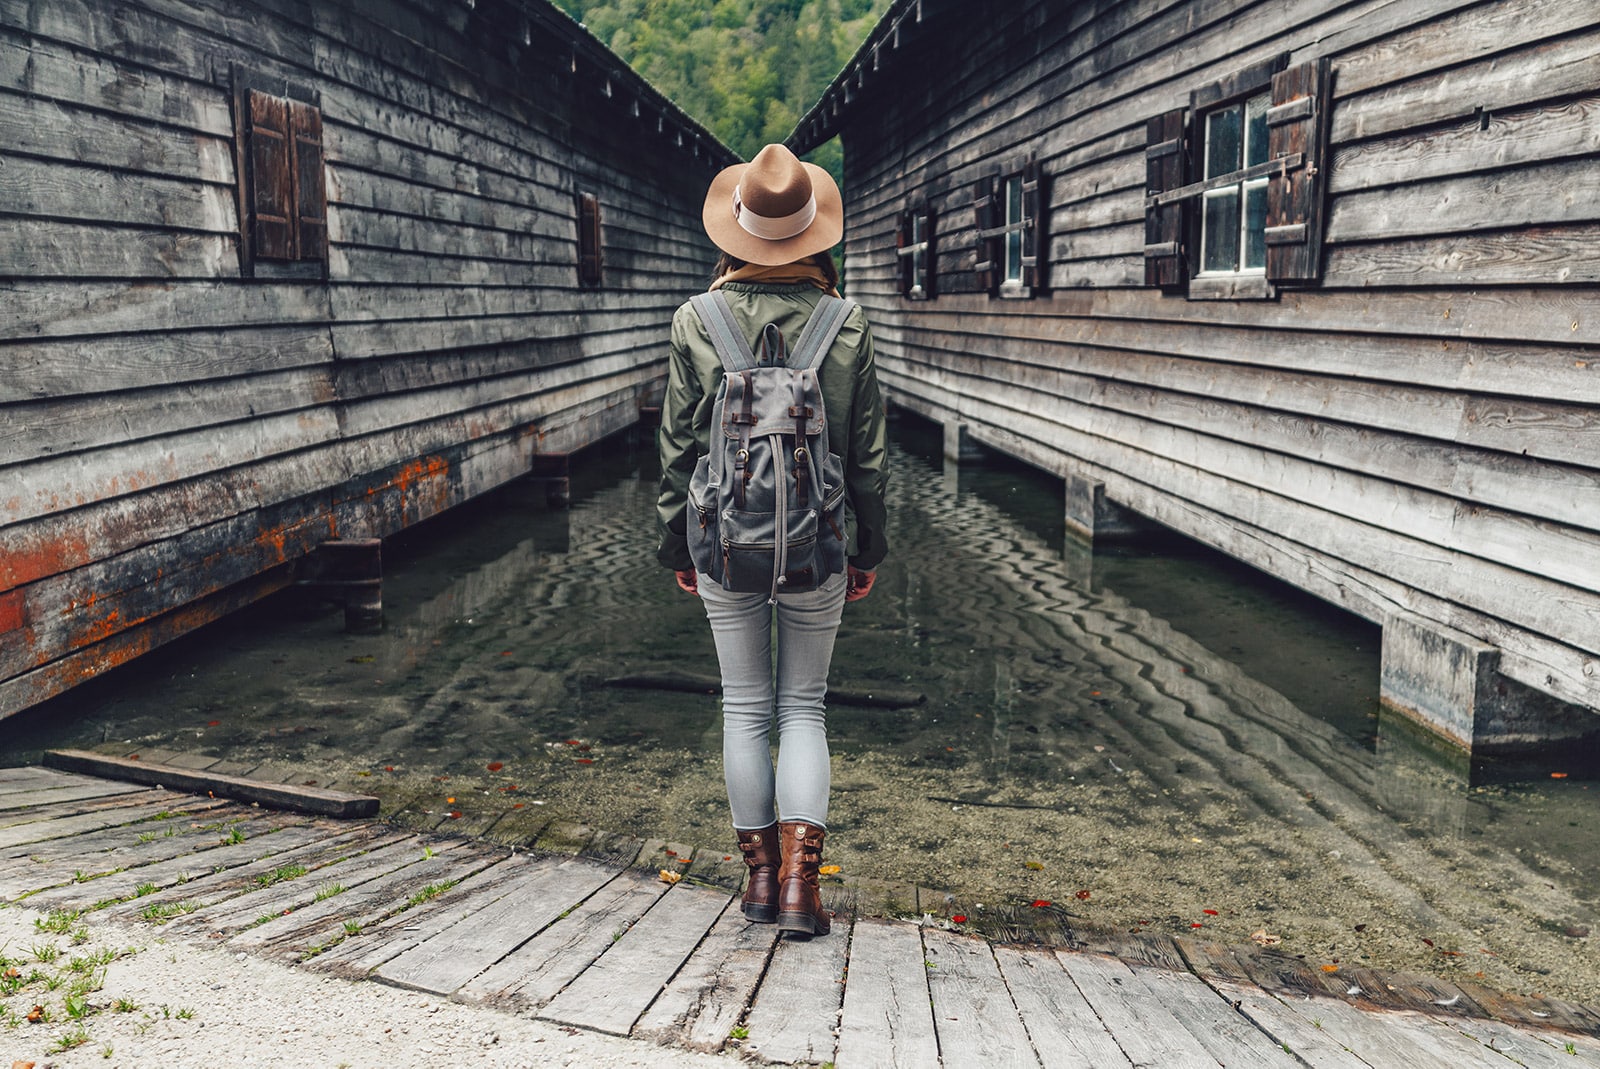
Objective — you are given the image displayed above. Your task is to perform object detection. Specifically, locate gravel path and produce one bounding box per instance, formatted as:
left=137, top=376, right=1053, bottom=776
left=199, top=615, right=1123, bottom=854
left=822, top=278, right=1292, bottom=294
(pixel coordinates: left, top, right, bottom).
left=0, top=904, right=736, bottom=1069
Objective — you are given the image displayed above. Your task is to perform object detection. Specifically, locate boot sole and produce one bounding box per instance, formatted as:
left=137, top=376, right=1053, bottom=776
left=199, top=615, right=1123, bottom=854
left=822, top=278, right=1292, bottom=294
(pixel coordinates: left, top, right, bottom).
left=777, top=910, right=828, bottom=937
left=743, top=902, right=778, bottom=923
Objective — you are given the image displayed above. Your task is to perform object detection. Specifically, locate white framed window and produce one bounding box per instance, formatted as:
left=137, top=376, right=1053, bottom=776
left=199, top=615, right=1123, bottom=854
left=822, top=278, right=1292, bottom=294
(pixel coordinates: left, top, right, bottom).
left=1198, top=92, right=1270, bottom=276
left=1002, top=174, right=1025, bottom=285
left=897, top=203, right=936, bottom=299
left=1144, top=54, right=1333, bottom=296
left=974, top=157, right=1044, bottom=297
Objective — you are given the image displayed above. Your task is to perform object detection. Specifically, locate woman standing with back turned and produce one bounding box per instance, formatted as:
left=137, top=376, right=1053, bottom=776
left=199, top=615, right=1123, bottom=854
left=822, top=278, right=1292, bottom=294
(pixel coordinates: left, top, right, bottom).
left=656, top=143, right=889, bottom=937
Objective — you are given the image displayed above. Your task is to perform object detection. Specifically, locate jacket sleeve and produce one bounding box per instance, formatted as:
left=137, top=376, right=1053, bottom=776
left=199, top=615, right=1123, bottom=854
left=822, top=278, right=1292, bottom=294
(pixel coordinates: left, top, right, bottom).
left=845, top=308, right=890, bottom=571
left=655, top=305, right=703, bottom=570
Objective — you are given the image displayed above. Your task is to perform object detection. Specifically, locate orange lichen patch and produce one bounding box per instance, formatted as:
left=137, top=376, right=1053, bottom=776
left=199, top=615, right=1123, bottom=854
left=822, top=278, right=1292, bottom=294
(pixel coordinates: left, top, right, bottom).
left=0, top=530, right=92, bottom=589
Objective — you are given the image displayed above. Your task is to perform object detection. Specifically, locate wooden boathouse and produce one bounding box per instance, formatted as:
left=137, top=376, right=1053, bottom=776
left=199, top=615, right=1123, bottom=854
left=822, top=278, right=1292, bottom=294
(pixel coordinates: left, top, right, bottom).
left=789, top=0, right=1600, bottom=752
left=0, top=0, right=735, bottom=718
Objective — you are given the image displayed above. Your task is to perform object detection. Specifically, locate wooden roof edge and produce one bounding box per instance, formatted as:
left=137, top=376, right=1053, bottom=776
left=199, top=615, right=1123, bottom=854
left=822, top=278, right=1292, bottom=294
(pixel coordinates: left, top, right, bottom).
left=786, top=0, right=934, bottom=156
left=493, top=0, right=741, bottom=168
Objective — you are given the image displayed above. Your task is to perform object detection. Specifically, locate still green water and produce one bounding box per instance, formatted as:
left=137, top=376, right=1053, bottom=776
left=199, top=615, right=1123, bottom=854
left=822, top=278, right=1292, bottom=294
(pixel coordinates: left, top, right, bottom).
left=8, top=415, right=1598, bottom=1004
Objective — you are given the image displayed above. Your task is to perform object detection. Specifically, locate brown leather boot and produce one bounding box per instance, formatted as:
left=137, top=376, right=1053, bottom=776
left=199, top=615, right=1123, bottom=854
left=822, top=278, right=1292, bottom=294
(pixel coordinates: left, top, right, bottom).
left=736, top=824, right=781, bottom=923
left=776, top=821, right=830, bottom=937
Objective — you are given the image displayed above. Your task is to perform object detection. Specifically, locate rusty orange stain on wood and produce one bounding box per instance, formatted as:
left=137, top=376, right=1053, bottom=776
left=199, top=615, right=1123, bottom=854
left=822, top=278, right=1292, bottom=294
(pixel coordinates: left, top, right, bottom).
left=80, top=608, right=123, bottom=644
left=0, top=590, right=27, bottom=637
left=0, top=531, right=93, bottom=589
left=368, top=456, right=449, bottom=498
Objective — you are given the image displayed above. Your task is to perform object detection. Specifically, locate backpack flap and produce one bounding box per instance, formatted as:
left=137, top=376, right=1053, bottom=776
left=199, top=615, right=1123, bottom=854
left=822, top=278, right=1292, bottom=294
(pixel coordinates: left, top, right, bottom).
left=717, top=368, right=823, bottom=438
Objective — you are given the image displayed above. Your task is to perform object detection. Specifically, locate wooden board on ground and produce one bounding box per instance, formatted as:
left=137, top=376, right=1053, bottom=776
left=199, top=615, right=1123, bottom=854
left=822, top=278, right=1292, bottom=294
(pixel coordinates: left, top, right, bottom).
left=1438, top=1016, right=1600, bottom=1069
left=835, top=917, right=940, bottom=1069
left=1286, top=996, right=1476, bottom=1069
left=538, top=882, right=733, bottom=1036
left=102, top=826, right=412, bottom=925
left=45, top=749, right=380, bottom=818
left=0, top=784, right=169, bottom=828
left=22, top=810, right=313, bottom=909
left=922, top=929, right=1041, bottom=1068
left=461, top=866, right=675, bottom=1013
left=1054, top=950, right=1223, bottom=1069
left=241, top=842, right=509, bottom=962
left=307, top=853, right=554, bottom=978
left=0, top=778, right=148, bottom=808
left=376, top=854, right=625, bottom=994
left=0, top=766, right=78, bottom=790
left=632, top=900, right=779, bottom=1052
left=1176, top=941, right=1371, bottom=1069
left=0, top=795, right=228, bottom=852
left=742, top=916, right=853, bottom=1065
left=993, top=944, right=1129, bottom=1068
left=1122, top=961, right=1300, bottom=1068
left=161, top=834, right=434, bottom=937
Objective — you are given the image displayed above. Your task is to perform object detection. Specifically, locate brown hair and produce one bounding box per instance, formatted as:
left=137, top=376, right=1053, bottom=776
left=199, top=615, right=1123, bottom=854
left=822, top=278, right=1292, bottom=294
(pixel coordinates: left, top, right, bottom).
left=713, top=251, right=839, bottom=290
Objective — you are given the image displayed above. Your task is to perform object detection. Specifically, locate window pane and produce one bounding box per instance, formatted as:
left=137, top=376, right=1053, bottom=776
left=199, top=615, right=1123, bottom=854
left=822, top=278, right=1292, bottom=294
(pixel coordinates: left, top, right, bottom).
left=1202, top=190, right=1240, bottom=273
left=1245, top=92, right=1270, bottom=167
left=1006, top=231, right=1023, bottom=282
left=1244, top=180, right=1268, bottom=270
left=1205, top=104, right=1241, bottom=178
left=1005, top=176, right=1023, bottom=282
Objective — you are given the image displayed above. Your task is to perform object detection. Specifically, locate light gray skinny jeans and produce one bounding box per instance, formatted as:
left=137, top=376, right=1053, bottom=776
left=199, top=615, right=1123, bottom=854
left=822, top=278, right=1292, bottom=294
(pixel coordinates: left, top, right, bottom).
left=696, top=569, right=847, bottom=830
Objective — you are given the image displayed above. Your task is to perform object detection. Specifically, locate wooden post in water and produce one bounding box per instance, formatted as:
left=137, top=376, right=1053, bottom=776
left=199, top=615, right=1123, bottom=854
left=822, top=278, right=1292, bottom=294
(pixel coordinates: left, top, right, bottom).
left=1380, top=612, right=1600, bottom=754
left=1063, top=472, right=1152, bottom=543
left=300, top=539, right=383, bottom=634
left=530, top=454, right=572, bottom=509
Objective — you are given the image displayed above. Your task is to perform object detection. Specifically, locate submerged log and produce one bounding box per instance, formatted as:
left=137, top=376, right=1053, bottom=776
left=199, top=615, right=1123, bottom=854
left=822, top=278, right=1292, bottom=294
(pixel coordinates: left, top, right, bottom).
left=599, top=671, right=927, bottom=709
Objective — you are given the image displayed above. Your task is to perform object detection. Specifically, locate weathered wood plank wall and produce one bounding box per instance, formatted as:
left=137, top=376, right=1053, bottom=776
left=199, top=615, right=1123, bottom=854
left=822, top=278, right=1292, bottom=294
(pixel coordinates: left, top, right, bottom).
left=0, top=0, right=733, bottom=718
left=795, top=0, right=1600, bottom=740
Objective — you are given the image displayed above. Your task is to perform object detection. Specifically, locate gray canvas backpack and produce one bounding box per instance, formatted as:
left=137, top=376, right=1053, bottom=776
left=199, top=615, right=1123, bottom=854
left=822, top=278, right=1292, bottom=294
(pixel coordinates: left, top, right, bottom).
left=686, top=291, right=855, bottom=601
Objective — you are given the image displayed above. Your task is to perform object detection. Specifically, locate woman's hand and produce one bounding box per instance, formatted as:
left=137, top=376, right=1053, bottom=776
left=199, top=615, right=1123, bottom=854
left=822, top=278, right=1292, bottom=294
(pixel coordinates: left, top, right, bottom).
left=845, top=566, right=875, bottom=602
left=674, top=569, right=700, bottom=596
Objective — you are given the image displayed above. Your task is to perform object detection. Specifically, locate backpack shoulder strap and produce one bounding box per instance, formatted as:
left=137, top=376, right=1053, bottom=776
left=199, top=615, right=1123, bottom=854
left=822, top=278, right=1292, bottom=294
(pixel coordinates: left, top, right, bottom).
left=689, top=291, right=758, bottom=371
left=790, top=295, right=856, bottom=371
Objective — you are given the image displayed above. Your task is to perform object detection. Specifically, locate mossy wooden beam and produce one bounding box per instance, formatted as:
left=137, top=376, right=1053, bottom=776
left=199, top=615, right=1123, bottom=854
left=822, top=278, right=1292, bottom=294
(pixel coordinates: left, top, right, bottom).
left=43, top=749, right=379, bottom=819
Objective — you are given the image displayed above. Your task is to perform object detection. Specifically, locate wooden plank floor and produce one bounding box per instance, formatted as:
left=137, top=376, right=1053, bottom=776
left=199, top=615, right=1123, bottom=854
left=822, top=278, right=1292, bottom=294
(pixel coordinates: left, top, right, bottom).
left=4, top=763, right=1600, bottom=1068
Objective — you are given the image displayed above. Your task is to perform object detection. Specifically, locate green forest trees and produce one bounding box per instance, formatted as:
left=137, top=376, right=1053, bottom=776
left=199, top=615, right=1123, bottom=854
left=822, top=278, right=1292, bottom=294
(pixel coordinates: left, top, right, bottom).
left=551, top=0, right=890, bottom=182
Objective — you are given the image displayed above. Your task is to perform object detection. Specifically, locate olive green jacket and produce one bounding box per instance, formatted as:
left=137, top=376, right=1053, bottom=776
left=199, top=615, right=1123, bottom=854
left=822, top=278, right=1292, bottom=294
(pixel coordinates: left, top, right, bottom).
left=656, top=281, right=890, bottom=573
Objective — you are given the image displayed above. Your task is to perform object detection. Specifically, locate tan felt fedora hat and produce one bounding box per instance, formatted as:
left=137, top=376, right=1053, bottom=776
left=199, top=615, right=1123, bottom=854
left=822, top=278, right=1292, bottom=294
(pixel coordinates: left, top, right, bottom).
left=702, top=143, right=843, bottom=266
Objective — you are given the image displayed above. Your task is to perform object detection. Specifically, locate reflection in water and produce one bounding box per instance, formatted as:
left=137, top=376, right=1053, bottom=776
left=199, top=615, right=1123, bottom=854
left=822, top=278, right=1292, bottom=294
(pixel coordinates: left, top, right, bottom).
left=7, top=418, right=1598, bottom=1004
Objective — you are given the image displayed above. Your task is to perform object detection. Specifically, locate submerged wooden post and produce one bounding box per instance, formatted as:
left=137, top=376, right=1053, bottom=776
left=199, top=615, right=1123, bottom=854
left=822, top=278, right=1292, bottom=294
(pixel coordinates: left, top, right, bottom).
left=1063, top=473, right=1152, bottom=543
left=941, top=420, right=984, bottom=464
left=530, top=453, right=572, bottom=508
left=302, top=539, right=383, bottom=633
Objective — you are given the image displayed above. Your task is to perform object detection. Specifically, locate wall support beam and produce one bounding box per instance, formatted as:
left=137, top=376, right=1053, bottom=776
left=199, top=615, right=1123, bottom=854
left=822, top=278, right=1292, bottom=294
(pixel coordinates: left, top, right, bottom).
left=1063, top=473, right=1153, bottom=543
left=1381, top=612, right=1600, bottom=753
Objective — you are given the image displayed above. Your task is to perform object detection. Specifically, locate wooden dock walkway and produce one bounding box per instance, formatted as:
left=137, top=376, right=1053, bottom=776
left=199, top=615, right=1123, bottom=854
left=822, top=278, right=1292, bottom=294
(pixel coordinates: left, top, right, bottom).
left=3, top=759, right=1599, bottom=1068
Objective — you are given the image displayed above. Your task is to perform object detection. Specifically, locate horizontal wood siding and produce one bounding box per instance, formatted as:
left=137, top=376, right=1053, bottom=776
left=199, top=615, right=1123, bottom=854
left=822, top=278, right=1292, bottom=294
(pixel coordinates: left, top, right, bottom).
left=833, top=0, right=1600, bottom=714
left=0, top=0, right=730, bottom=717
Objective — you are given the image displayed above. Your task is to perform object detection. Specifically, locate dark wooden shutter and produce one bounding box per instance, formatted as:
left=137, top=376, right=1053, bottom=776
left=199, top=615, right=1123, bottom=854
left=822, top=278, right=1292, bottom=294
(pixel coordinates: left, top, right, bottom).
left=896, top=209, right=912, bottom=295
left=247, top=90, right=294, bottom=261
left=289, top=101, right=327, bottom=262
left=577, top=192, right=602, bottom=286
left=973, top=172, right=1000, bottom=294
left=1265, top=57, right=1331, bottom=284
left=1144, top=107, right=1188, bottom=289
left=1021, top=158, right=1045, bottom=292
left=923, top=206, right=938, bottom=298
